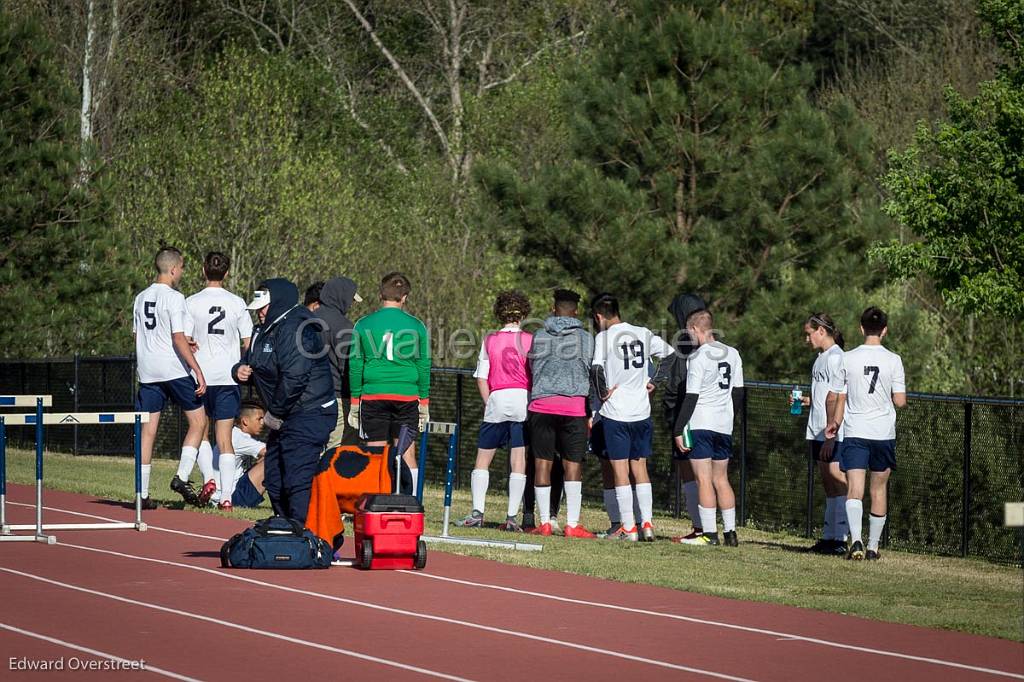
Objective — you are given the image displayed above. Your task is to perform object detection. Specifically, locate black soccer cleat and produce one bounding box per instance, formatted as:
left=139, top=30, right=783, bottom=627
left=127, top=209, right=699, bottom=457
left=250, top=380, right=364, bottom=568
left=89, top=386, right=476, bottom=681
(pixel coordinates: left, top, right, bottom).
left=828, top=540, right=849, bottom=556
left=846, top=540, right=865, bottom=560
left=140, top=496, right=159, bottom=510
left=865, top=549, right=882, bottom=561
left=521, top=512, right=536, bottom=531
left=809, top=538, right=833, bottom=554
left=723, top=530, right=739, bottom=547
left=170, top=475, right=202, bottom=506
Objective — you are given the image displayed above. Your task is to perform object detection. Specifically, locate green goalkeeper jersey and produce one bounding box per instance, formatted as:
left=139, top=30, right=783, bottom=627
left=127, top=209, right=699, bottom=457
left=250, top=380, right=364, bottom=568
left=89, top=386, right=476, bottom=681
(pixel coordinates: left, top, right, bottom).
left=349, top=306, right=431, bottom=402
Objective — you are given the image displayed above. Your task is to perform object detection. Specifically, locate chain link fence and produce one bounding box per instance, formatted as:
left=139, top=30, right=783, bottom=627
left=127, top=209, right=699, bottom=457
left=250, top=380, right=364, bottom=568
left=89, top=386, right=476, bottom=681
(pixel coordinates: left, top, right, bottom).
left=1, top=358, right=1020, bottom=564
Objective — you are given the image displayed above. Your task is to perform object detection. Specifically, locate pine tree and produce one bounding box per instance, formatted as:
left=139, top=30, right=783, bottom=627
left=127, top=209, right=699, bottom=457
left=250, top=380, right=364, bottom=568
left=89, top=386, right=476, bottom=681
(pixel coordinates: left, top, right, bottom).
left=478, top=0, right=886, bottom=376
left=0, top=11, right=128, bottom=356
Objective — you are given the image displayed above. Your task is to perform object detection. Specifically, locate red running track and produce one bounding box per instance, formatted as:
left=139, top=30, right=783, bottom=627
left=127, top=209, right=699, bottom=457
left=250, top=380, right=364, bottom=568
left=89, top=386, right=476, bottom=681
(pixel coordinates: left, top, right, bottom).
left=0, top=485, right=1021, bottom=682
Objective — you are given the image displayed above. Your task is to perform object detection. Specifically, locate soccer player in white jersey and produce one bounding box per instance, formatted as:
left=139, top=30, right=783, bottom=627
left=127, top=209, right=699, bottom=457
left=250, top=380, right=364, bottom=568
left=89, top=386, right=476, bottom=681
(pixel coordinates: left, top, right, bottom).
left=800, top=313, right=849, bottom=556
left=132, top=247, right=208, bottom=509
left=826, top=306, right=907, bottom=561
left=672, top=310, right=744, bottom=546
left=186, top=252, right=253, bottom=511
left=591, top=294, right=674, bottom=542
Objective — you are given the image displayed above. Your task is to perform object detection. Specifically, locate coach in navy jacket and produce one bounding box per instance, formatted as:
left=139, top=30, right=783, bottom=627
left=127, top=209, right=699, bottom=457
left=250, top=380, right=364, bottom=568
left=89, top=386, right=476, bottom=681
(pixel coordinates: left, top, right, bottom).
left=232, top=278, right=337, bottom=522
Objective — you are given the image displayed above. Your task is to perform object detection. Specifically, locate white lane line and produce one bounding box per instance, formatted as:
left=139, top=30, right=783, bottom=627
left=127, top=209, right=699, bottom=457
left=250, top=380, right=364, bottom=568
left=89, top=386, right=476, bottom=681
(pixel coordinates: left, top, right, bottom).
left=395, top=572, right=1024, bottom=680
left=0, top=622, right=202, bottom=681
left=47, top=542, right=756, bottom=682
left=0, top=567, right=474, bottom=682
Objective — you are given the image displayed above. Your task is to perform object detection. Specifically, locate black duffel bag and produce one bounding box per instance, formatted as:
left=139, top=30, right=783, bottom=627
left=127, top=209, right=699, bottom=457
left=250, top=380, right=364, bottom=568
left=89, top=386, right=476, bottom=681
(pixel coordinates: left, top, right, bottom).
left=221, top=516, right=333, bottom=569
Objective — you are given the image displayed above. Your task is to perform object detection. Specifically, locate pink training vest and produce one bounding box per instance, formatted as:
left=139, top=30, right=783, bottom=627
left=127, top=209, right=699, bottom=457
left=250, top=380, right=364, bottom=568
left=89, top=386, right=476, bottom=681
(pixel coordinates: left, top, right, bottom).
left=485, top=330, right=532, bottom=392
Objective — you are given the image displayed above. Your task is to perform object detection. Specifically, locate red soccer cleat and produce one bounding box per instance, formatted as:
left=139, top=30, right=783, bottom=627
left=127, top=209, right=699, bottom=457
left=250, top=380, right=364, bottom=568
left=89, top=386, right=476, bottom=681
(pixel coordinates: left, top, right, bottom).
left=218, top=500, right=233, bottom=512
left=563, top=524, right=596, bottom=539
left=198, top=479, right=217, bottom=506
left=529, top=522, right=552, bottom=536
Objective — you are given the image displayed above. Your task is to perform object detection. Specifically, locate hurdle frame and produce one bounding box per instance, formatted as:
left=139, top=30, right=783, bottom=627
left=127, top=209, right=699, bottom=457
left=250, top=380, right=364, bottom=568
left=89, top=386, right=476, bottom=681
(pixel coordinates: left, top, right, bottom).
left=0, top=405, right=149, bottom=542
left=418, top=421, right=542, bottom=552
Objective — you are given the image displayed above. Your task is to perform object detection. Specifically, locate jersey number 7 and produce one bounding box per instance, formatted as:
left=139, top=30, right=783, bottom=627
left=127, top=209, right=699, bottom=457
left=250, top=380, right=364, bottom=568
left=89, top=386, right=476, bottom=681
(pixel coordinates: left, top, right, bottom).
left=864, top=366, right=880, bottom=394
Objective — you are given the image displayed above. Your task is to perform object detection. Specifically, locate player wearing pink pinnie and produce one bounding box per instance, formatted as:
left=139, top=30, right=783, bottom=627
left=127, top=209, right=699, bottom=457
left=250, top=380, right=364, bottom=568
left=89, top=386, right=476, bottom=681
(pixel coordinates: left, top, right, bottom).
left=454, top=292, right=533, bottom=531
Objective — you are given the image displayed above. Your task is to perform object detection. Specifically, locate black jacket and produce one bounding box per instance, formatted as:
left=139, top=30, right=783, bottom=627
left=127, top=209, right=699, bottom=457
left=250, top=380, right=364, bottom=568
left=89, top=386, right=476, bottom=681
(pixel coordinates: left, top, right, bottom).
left=313, top=277, right=358, bottom=399
left=661, top=293, right=707, bottom=428
left=232, top=278, right=335, bottom=419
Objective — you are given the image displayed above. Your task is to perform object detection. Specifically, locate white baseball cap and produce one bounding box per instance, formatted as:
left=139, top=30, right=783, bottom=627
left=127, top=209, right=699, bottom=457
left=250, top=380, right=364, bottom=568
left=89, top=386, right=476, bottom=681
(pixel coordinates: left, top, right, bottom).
left=353, top=291, right=364, bottom=303
left=246, top=289, right=271, bottom=310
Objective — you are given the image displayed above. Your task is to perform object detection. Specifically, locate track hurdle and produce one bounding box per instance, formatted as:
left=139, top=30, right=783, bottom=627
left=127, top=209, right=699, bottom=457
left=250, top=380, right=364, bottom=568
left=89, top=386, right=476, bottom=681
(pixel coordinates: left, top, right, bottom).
left=0, top=396, right=54, bottom=543
left=419, top=421, right=542, bottom=552
left=0, top=408, right=149, bottom=543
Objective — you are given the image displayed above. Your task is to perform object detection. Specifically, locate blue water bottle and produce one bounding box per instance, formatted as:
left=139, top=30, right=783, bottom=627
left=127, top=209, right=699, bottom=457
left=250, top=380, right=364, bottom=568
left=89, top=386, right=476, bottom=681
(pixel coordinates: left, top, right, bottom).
left=790, top=387, right=803, bottom=415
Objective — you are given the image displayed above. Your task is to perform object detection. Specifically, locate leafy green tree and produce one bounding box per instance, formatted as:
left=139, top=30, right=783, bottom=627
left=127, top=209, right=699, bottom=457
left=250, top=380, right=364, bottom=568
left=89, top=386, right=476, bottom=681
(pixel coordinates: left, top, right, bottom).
left=479, top=0, right=886, bottom=378
left=873, top=0, right=1024, bottom=318
left=0, top=11, right=130, bottom=357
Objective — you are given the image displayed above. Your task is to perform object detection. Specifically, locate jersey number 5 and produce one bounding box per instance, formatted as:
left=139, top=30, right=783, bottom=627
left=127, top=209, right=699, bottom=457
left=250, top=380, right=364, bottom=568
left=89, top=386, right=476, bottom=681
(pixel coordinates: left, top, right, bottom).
left=864, top=366, right=880, bottom=394
left=208, top=306, right=226, bottom=335
left=143, top=301, right=156, bottom=330
left=619, top=340, right=645, bottom=370
left=717, top=362, right=732, bottom=390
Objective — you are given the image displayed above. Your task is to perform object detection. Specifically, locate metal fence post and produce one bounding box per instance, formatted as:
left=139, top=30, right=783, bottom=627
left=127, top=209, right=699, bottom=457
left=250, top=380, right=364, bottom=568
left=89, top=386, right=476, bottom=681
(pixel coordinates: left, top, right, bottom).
left=961, top=401, right=973, bottom=558
left=454, top=373, right=463, bottom=490
left=73, top=354, right=80, bottom=456
left=805, top=452, right=814, bottom=538
left=739, top=390, right=748, bottom=526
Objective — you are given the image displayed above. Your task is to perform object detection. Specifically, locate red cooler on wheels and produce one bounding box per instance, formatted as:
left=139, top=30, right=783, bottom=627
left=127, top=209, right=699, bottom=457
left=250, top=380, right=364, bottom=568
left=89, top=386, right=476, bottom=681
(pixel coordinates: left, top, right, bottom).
left=354, top=493, right=427, bottom=570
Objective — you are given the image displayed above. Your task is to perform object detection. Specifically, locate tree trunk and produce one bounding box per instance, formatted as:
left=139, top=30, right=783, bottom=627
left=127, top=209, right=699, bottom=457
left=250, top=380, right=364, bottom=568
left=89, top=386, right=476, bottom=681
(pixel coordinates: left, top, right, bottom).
left=79, top=0, right=97, bottom=183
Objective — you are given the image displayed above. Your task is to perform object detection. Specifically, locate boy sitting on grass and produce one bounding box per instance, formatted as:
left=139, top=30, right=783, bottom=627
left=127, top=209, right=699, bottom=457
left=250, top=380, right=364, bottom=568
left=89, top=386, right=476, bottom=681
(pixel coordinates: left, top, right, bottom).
left=199, top=401, right=269, bottom=510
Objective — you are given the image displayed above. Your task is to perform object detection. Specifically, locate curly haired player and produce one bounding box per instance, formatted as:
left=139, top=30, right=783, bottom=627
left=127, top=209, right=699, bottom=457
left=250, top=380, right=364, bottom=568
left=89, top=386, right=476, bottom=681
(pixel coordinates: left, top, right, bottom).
left=455, top=291, right=533, bottom=530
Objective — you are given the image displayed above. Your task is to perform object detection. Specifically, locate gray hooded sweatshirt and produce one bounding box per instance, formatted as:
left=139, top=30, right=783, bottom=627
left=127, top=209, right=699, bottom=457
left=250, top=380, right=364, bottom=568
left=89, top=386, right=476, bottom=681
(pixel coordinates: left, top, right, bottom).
left=528, top=315, right=594, bottom=403
left=314, top=277, right=359, bottom=398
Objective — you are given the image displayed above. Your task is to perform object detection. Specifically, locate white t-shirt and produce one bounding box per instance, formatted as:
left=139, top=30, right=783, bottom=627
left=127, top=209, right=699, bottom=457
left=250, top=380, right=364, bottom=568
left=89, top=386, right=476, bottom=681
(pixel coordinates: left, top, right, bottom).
left=186, top=287, right=253, bottom=386
left=593, top=322, right=673, bottom=422
left=807, top=344, right=844, bottom=442
left=473, top=326, right=528, bottom=423
left=686, top=341, right=744, bottom=435
left=212, top=427, right=266, bottom=485
left=830, top=344, right=906, bottom=441
left=133, top=283, right=190, bottom=384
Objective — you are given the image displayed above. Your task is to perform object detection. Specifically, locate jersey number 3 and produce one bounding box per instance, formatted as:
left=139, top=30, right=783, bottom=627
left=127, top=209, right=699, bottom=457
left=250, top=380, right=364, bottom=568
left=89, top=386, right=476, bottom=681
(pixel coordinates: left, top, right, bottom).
left=717, top=362, right=732, bottom=390
left=208, top=306, right=226, bottom=335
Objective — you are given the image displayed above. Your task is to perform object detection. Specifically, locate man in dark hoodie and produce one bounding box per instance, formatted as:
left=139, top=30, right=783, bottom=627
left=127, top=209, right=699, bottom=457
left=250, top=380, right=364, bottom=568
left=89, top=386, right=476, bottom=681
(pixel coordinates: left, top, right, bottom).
left=662, top=292, right=708, bottom=540
left=525, top=289, right=595, bottom=537
left=232, top=278, right=337, bottom=523
left=314, top=277, right=363, bottom=447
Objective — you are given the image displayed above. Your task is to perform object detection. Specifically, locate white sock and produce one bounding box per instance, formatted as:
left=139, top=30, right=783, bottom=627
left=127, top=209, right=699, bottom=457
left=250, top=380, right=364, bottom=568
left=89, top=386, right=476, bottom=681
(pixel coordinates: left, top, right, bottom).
left=565, top=481, right=583, bottom=527
left=141, top=464, right=152, bottom=498
left=868, top=514, right=887, bottom=551
left=197, top=441, right=215, bottom=485
left=846, top=499, right=864, bottom=543
left=470, top=469, right=489, bottom=514
left=409, top=468, right=419, bottom=496
left=535, top=486, right=551, bottom=525
left=615, top=485, right=635, bottom=531
left=603, top=488, right=620, bottom=524
left=698, top=505, right=717, bottom=534
left=833, top=495, right=849, bottom=541
left=218, top=453, right=237, bottom=503
left=683, top=481, right=701, bottom=529
left=632, top=488, right=642, bottom=524
left=824, top=497, right=836, bottom=540
left=635, top=482, right=653, bottom=524
left=176, top=446, right=198, bottom=481
left=506, top=473, right=526, bottom=518
left=722, top=507, right=736, bottom=532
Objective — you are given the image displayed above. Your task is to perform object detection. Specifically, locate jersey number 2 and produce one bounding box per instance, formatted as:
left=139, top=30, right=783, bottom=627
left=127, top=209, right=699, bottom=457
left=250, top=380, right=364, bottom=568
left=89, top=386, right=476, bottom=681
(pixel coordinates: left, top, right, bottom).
left=619, top=340, right=645, bottom=370
left=864, top=366, right=880, bottom=394
left=208, top=306, right=226, bottom=335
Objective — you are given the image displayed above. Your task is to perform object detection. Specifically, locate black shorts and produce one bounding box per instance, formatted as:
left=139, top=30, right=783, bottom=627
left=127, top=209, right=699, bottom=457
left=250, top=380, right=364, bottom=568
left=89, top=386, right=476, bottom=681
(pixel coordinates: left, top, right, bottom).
left=528, top=412, right=587, bottom=463
left=809, top=439, right=843, bottom=464
left=360, top=399, right=418, bottom=442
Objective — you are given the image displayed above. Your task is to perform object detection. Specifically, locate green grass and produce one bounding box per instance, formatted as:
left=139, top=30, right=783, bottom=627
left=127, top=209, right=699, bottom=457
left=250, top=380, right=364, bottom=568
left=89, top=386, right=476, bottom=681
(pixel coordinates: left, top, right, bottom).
left=5, top=448, right=1023, bottom=641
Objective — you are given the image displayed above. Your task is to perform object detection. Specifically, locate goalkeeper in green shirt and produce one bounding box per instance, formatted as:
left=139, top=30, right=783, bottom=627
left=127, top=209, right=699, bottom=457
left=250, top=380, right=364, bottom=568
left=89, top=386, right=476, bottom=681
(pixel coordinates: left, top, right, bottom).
left=347, top=272, right=431, bottom=494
